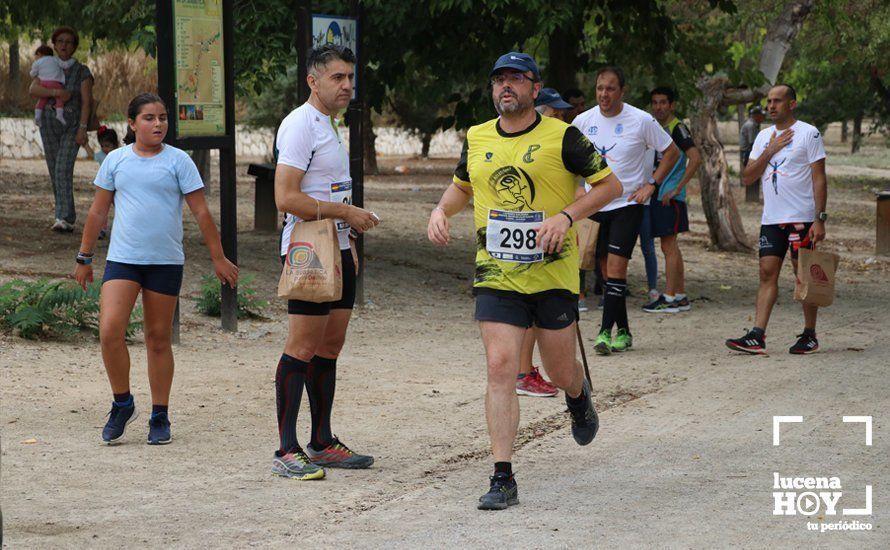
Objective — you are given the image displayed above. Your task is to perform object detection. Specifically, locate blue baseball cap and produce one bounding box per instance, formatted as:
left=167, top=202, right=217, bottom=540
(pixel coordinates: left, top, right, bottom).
left=535, top=88, right=572, bottom=109
left=490, top=52, right=541, bottom=81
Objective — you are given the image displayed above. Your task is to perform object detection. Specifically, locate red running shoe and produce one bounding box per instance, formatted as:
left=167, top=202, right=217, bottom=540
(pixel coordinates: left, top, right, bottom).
left=516, top=367, right=559, bottom=397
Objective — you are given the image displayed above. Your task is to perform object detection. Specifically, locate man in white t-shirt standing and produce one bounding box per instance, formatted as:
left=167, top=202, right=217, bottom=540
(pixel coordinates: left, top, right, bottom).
left=726, top=84, right=828, bottom=355
left=573, top=66, right=679, bottom=355
left=271, top=45, right=380, bottom=480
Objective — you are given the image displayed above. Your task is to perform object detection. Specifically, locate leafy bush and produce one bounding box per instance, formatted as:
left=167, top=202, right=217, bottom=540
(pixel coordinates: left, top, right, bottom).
left=194, top=274, right=268, bottom=319
left=0, top=279, right=142, bottom=340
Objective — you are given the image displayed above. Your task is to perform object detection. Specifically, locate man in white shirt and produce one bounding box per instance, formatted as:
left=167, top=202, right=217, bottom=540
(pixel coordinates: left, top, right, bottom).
left=272, top=45, right=380, bottom=480
left=573, top=66, right=679, bottom=355
left=726, top=84, right=828, bottom=355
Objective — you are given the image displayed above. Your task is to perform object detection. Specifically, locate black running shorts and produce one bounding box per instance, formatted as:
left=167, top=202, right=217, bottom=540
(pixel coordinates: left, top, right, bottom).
left=281, top=249, right=356, bottom=315
left=592, top=204, right=644, bottom=260
left=473, top=288, right=578, bottom=330
left=759, top=223, right=813, bottom=260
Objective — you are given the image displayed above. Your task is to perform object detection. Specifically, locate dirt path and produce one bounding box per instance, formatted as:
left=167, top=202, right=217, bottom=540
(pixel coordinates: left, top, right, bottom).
left=1, top=156, right=888, bottom=547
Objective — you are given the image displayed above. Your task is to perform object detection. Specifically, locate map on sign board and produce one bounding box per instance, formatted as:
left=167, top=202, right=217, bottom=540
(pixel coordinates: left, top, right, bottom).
left=312, top=15, right=358, bottom=98
left=174, top=0, right=226, bottom=138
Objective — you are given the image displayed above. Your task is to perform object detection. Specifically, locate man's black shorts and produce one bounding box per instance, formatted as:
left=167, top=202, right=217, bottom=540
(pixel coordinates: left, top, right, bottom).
left=474, top=288, right=578, bottom=330
left=592, top=204, right=644, bottom=259
left=650, top=197, right=689, bottom=238
left=281, top=249, right=356, bottom=315
left=759, top=223, right=813, bottom=260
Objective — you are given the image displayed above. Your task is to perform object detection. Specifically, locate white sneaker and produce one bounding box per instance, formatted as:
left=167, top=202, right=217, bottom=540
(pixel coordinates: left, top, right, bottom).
left=578, top=299, right=589, bottom=313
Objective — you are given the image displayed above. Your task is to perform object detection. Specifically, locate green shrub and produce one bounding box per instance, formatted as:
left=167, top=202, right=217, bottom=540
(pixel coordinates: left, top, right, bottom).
left=0, top=279, right=142, bottom=340
left=194, top=274, right=268, bottom=319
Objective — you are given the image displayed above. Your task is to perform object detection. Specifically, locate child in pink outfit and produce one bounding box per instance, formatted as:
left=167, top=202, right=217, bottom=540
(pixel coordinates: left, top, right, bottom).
left=30, top=45, right=73, bottom=127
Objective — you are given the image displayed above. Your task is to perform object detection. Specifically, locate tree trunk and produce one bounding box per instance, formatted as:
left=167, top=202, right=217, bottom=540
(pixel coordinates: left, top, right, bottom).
left=852, top=111, right=864, bottom=154
left=9, top=37, right=20, bottom=84
left=690, top=79, right=751, bottom=251
left=420, top=132, right=431, bottom=159
left=547, top=25, right=582, bottom=92
left=363, top=104, right=378, bottom=175
left=841, top=120, right=848, bottom=143
left=692, top=0, right=813, bottom=251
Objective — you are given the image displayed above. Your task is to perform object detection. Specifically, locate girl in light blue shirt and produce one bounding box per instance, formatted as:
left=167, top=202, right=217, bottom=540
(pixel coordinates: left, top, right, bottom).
left=74, top=93, right=238, bottom=446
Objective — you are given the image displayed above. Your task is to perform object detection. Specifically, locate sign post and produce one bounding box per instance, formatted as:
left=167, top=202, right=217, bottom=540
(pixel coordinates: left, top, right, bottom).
left=310, top=7, right=365, bottom=303
left=157, top=0, right=238, bottom=332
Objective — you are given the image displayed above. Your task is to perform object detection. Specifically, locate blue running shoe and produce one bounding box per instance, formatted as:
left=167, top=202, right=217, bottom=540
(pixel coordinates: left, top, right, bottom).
left=102, top=401, right=138, bottom=445
left=147, top=412, right=172, bottom=445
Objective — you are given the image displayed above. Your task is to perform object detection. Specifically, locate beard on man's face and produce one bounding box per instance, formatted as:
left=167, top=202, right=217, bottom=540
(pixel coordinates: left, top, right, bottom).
left=494, top=88, right=531, bottom=115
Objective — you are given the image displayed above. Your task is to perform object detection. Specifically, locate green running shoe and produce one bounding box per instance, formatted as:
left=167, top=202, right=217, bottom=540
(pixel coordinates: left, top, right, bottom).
left=593, top=329, right=612, bottom=356
left=272, top=449, right=325, bottom=480
left=611, top=328, right=633, bottom=352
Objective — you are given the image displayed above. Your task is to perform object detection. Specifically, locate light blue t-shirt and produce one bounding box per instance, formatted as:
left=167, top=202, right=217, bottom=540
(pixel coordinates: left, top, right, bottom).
left=94, top=144, right=204, bottom=265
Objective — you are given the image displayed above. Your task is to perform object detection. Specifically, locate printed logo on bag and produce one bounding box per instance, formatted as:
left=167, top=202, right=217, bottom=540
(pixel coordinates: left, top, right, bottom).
left=810, top=264, right=828, bottom=283
left=286, top=242, right=324, bottom=270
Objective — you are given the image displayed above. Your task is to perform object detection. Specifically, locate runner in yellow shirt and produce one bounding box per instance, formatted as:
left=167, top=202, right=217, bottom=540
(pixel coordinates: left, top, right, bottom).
left=428, top=52, right=621, bottom=511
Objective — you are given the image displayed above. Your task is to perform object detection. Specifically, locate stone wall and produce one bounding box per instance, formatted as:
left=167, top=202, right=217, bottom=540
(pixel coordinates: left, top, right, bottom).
left=0, top=117, right=878, bottom=160
left=0, top=117, right=465, bottom=160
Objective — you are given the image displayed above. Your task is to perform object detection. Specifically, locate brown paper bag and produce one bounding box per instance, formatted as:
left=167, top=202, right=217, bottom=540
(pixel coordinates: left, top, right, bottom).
left=794, top=247, right=839, bottom=307
left=575, top=218, right=600, bottom=271
left=278, top=213, right=342, bottom=302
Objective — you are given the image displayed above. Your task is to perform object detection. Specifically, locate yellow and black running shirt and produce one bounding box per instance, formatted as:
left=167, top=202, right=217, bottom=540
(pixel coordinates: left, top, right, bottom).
left=453, top=113, right=611, bottom=295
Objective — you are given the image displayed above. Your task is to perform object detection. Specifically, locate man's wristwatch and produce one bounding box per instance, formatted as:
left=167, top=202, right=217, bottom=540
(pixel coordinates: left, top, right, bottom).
left=817, top=212, right=828, bottom=222
left=647, top=177, right=658, bottom=186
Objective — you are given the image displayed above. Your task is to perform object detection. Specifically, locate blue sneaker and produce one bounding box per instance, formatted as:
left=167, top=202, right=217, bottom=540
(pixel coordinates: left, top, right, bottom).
left=147, top=412, right=172, bottom=445
left=102, top=401, right=138, bottom=445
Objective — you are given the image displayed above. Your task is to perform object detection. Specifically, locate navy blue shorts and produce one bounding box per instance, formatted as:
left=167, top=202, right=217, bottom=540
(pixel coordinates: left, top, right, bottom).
left=474, top=289, right=578, bottom=330
left=650, top=196, right=689, bottom=238
left=102, top=261, right=184, bottom=296
left=281, top=249, right=356, bottom=315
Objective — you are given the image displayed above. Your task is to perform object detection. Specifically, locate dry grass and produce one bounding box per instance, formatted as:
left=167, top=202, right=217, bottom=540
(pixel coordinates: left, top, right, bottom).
left=0, top=42, right=157, bottom=119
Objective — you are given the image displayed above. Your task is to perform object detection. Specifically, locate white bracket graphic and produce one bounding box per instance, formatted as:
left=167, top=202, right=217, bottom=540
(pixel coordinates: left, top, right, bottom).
left=843, top=485, right=873, bottom=515
left=773, top=415, right=803, bottom=446
left=843, top=416, right=873, bottom=446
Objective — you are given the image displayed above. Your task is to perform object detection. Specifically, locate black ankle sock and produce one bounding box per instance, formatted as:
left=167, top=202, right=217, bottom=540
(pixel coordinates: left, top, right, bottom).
left=751, top=327, right=765, bottom=338
left=601, top=279, right=627, bottom=331
left=494, top=461, right=512, bottom=477
left=113, top=391, right=132, bottom=404
left=307, top=355, right=337, bottom=450
left=276, top=354, right=309, bottom=456
left=611, top=278, right=629, bottom=330
left=803, top=328, right=816, bottom=337
left=565, top=386, right=588, bottom=409
left=151, top=405, right=168, bottom=417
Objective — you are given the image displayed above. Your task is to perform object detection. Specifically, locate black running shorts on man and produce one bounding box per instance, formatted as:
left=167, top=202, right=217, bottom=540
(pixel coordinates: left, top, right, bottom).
left=474, top=289, right=578, bottom=329
left=649, top=196, right=689, bottom=238
left=281, top=249, right=356, bottom=315
left=759, top=223, right=813, bottom=260
left=592, top=204, right=644, bottom=259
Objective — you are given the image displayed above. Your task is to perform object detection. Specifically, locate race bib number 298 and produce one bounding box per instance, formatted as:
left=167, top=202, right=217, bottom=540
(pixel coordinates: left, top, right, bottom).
left=486, top=209, right=544, bottom=263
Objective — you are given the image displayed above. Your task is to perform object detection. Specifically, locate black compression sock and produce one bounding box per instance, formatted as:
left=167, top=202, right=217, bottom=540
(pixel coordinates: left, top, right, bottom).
left=601, top=279, right=626, bottom=331
left=494, top=461, right=512, bottom=477
left=611, top=278, right=629, bottom=330
left=275, top=354, right=308, bottom=456
left=307, top=355, right=337, bottom=450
